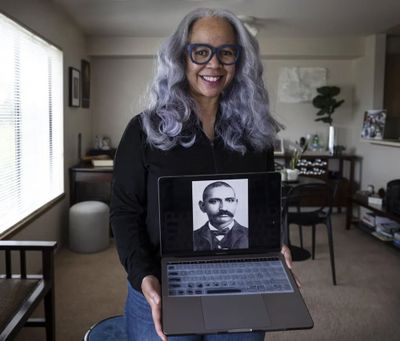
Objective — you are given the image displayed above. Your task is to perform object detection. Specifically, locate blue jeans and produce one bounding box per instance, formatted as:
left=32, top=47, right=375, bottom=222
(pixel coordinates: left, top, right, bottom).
left=125, top=283, right=265, bottom=341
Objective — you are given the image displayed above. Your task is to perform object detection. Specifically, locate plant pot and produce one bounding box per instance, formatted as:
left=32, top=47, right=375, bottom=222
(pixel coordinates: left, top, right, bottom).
left=286, top=168, right=300, bottom=181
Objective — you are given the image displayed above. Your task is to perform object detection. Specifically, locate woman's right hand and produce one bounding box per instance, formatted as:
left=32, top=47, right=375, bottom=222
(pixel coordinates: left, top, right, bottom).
left=141, top=275, right=167, bottom=341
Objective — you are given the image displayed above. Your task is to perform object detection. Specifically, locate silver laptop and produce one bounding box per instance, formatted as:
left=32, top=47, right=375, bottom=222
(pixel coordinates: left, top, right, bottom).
left=158, top=172, right=313, bottom=336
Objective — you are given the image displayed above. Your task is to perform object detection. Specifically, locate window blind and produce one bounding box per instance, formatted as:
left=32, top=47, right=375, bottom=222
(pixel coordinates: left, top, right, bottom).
left=0, top=14, right=64, bottom=235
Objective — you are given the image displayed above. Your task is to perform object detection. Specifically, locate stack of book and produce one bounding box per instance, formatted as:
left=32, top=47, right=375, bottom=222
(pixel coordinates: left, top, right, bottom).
left=361, top=212, right=400, bottom=242
left=360, top=212, right=376, bottom=231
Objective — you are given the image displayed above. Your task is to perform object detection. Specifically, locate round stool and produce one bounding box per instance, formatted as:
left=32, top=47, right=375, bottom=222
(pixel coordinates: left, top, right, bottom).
left=69, top=201, right=110, bottom=253
left=84, top=315, right=127, bottom=341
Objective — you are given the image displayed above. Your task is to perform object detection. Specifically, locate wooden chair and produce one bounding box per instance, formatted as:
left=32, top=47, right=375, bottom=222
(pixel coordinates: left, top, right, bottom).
left=0, top=241, right=57, bottom=340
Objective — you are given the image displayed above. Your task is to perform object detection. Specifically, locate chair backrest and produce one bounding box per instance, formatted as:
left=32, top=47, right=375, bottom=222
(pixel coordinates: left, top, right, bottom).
left=284, top=182, right=337, bottom=216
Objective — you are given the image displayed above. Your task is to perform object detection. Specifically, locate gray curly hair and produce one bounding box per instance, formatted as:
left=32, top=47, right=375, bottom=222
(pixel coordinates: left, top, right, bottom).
left=141, top=8, right=279, bottom=154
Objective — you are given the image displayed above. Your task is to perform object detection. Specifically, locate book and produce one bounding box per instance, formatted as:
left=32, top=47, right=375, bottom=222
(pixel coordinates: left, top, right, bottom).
left=376, top=221, right=400, bottom=235
left=361, top=212, right=376, bottom=228
left=358, top=222, right=375, bottom=233
left=375, top=226, right=394, bottom=238
left=372, top=231, right=393, bottom=242
left=375, top=215, right=400, bottom=226
left=360, top=211, right=394, bottom=227
left=368, top=196, right=383, bottom=207
left=91, top=159, right=114, bottom=167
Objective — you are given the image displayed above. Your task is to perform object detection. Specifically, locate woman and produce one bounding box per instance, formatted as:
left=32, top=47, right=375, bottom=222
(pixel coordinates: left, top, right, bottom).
left=110, top=7, right=294, bottom=341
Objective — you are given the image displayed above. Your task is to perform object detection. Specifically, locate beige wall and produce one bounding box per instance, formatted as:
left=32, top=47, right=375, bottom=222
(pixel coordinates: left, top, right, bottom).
left=352, top=35, right=400, bottom=191
left=90, top=35, right=399, bottom=192
left=91, top=57, right=154, bottom=144
left=90, top=38, right=362, bottom=147
left=264, top=59, right=354, bottom=149
left=1, top=0, right=91, bottom=243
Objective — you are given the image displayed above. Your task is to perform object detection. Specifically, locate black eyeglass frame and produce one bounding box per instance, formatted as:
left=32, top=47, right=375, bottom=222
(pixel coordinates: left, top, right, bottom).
left=186, top=43, right=242, bottom=65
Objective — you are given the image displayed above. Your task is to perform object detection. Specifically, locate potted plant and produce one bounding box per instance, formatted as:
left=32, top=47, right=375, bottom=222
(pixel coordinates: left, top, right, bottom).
left=312, top=86, right=345, bottom=154
left=284, top=137, right=310, bottom=181
left=284, top=150, right=300, bottom=181
left=313, top=86, right=345, bottom=125
left=289, top=149, right=301, bottom=170
left=286, top=145, right=307, bottom=181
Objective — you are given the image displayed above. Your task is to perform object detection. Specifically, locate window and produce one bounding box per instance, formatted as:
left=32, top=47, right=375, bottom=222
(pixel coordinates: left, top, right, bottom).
left=0, top=14, right=64, bottom=236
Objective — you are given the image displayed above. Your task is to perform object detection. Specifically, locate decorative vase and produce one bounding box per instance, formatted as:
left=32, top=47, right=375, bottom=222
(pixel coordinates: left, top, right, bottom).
left=327, top=125, right=336, bottom=155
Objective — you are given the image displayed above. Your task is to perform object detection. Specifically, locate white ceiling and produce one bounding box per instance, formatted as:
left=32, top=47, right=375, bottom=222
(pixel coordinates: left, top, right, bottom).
left=54, top=0, right=400, bottom=38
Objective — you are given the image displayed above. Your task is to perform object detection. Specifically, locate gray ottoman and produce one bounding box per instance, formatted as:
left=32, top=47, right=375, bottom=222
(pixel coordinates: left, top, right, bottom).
left=69, top=201, right=110, bottom=253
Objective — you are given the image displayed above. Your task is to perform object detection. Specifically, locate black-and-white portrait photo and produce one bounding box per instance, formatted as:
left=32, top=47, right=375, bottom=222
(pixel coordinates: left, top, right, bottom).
left=192, top=179, right=249, bottom=251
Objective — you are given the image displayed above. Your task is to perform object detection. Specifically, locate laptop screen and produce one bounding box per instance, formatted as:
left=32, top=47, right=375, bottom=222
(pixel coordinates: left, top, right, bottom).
left=158, top=172, right=282, bottom=256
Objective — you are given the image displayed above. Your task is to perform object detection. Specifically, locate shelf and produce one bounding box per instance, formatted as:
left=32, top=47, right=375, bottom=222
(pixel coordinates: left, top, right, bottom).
left=368, top=139, right=400, bottom=147
left=356, top=222, right=400, bottom=250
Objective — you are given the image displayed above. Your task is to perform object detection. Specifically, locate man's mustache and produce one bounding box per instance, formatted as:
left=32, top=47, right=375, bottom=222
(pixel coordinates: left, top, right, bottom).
left=216, top=210, right=234, bottom=217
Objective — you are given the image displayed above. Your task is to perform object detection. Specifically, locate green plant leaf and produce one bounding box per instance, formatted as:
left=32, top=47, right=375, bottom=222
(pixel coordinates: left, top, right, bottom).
left=313, top=85, right=344, bottom=125
left=317, top=86, right=340, bottom=96
left=333, top=99, right=345, bottom=109
left=315, top=116, right=332, bottom=124
left=313, top=96, right=331, bottom=108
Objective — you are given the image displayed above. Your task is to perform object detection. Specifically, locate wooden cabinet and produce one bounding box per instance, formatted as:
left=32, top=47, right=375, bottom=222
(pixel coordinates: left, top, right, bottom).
left=382, top=49, right=400, bottom=142
left=384, top=54, right=400, bottom=118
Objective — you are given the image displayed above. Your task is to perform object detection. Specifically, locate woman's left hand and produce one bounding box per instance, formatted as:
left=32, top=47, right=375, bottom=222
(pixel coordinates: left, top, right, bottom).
left=281, top=245, right=301, bottom=288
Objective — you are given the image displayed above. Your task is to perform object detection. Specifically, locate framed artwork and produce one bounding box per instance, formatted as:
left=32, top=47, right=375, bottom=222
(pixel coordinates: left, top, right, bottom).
left=273, top=138, right=284, bottom=155
left=361, top=109, right=387, bottom=140
left=69, top=67, right=80, bottom=107
left=81, top=59, right=91, bottom=108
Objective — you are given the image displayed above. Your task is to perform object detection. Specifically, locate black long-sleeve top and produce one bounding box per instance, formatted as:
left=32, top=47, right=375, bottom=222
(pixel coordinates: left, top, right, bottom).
left=110, top=114, right=274, bottom=292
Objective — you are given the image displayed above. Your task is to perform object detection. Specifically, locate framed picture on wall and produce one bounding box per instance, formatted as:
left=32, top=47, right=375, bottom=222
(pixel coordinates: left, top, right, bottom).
left=361, top=109, right=387, bottom=140
left=81, top=59, right=91, bottom=108
left=273, top=138, right=284, bottom=155
left=69, top=67, right=80, bottom=107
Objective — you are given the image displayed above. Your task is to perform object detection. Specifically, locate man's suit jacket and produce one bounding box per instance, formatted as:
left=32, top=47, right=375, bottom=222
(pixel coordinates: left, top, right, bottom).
left=193, top=220, right=249, bottom=251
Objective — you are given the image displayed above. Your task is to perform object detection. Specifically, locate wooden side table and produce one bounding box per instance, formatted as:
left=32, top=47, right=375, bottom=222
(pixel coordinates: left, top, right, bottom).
left=69, top=163, right=113, bottom=205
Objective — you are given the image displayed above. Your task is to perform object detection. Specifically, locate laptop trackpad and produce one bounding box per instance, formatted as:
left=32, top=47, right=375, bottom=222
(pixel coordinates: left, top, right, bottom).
left=201, top=295, right=270, bottom=331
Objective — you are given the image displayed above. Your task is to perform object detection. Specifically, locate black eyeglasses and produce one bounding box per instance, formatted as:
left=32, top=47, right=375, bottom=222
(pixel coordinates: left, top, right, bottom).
left=186, top=43, right=242, bottom=65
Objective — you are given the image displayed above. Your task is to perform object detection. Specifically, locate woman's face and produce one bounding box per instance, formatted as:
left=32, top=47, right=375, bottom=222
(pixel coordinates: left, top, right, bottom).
left=185, top=17, right=237, bottom=103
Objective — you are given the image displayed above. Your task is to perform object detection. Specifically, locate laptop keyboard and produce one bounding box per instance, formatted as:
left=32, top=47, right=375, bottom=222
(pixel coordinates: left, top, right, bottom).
left=167, top=257, right=294, bottom=297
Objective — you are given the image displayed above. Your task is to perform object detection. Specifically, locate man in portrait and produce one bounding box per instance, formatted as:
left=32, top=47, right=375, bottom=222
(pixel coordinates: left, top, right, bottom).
left=193, top=181, right=248, bottom=251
